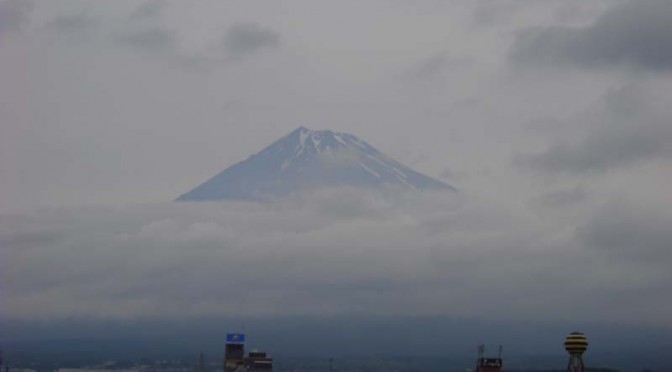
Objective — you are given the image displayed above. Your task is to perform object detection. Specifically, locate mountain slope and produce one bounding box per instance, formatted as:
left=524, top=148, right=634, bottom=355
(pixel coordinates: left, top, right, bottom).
left=176, top=127, right=455, bottom=201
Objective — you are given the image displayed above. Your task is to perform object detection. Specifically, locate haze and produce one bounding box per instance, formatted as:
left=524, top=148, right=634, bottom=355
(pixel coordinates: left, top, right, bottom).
left=1, top=0, right=671, bottom=363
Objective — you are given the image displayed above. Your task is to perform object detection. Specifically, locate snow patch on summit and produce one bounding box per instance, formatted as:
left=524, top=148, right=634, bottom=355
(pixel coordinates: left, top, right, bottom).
left=360, top=163, right=381, bottom=179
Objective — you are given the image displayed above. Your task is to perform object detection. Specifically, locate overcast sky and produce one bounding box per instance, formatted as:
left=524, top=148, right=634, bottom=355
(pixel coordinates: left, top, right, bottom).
left=1, top=0, right=672, bottom=353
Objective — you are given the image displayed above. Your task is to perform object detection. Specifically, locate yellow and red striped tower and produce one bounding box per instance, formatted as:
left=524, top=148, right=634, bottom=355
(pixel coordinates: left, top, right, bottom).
left=564, top=332, right=588, bottom=372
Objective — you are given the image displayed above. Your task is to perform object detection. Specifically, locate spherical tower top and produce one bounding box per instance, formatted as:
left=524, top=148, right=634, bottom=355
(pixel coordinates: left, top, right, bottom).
left=564, top=332, right=588, bottom=356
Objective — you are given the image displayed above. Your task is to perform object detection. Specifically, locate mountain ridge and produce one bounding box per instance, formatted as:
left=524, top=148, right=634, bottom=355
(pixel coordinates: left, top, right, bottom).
left=176, top=127, right=455, bottom=201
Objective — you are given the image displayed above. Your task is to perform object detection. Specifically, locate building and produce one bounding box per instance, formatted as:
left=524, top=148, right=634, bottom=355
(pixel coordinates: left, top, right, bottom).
left=223, top=334, right=272, bottom=372
left=475, top=345, right=503, bottom=372
left=242, top=351, right=272, bottom=372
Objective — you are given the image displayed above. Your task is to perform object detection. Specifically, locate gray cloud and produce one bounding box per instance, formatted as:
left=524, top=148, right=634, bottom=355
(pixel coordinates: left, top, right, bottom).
left=578, top=198, right=672, bottom=263
left=118, top=28, right=175, bottom=52
left=130, top=0, right=166, bottom=20
left=412, top=52, right=450, bottom=79
left=409, top=52, right=473, bottom=80
left=510, top=0, right=672, bottom=71
left=2, top=189, right=670, bottom=326
left=0, top=0, right=31, bottom=36
left=534, top=186, right=587, bottom=207
left=45, top=12, right=98, bottom=40
left=472, top=0, right=528, bottom=27
left=517, top=83, right=672, bottom=174
left=1, top=1, right=671, bottom=342
left=439, top=168, right=454, bottom=180
left=520, top=124, right=669, bottom=173
left=45, top=13, right=178, bottom=59
left=224, top=22, right=279, bottom=58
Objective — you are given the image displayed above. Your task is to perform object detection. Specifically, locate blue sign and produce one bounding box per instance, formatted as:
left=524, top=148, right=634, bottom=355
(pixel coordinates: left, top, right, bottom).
left=226, top=333, right=245, bottom=343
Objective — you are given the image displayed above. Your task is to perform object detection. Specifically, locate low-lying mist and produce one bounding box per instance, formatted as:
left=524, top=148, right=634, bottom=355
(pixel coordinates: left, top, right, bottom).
left=2, top=188, right=671, bottom=357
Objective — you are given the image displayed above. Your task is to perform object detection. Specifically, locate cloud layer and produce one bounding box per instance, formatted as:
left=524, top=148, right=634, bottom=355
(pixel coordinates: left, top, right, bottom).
left=224, top=23, right=280, bottom=58
left=1, top=2, right=671, bottom=356
left=517, top=82, right=672, bottom=174
left=510, top=0, right=672, bottom=71
left=2, top=189, right=671, bottom=327
left=0, top=0, right=31, bottom=36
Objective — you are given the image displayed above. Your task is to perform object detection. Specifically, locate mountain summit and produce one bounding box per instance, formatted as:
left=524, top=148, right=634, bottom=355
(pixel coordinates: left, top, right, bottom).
left=176, top=127, right=455, bottom=201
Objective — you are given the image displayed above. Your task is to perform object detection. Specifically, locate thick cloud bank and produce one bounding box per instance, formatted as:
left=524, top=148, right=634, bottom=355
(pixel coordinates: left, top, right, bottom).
left=510, top=0, right=672, bottom=71
left=512, top=0, right=672, bottom=71
left=517, top=83, right=672, bottom=174
left=2, top=188, right=671, bottom=327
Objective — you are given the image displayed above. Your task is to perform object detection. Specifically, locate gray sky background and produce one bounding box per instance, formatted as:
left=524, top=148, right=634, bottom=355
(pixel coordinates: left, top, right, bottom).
left=1, top=0, right=672, bottom=343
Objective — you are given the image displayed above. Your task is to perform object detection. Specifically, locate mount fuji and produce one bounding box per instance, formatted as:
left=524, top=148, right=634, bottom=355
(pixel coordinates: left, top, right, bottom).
left=176, top=127, right=455, bottom=201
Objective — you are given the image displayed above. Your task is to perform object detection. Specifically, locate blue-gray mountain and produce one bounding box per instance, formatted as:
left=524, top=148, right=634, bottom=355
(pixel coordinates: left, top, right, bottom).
left=176, top=127, right=455, bottom=201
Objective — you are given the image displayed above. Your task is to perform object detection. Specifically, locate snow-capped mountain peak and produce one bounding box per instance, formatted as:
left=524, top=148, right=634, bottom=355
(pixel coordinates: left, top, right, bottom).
left=176, top=127, right=455, bottom=201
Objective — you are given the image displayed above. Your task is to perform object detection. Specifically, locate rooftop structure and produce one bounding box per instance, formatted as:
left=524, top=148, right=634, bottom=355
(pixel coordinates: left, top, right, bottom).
left=223, top=333, right=272, bottom=372
left=476, top=345, right=503, bottom=372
